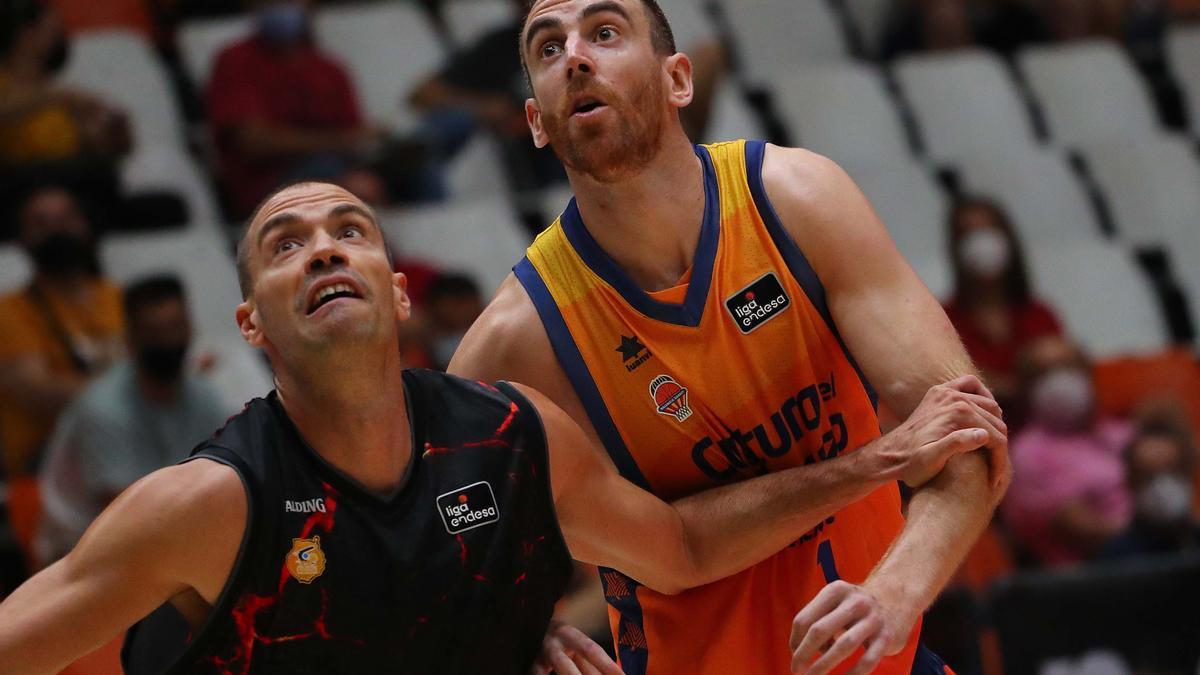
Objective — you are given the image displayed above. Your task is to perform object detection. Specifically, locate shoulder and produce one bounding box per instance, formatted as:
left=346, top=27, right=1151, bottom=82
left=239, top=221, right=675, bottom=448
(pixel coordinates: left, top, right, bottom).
left=213, top=36, right=260, bottom=70
left=759, top=144, right=859, bottom=219
left=449, top=273, right=553, bottom=383
left=101, top=460, right=247, bottom=549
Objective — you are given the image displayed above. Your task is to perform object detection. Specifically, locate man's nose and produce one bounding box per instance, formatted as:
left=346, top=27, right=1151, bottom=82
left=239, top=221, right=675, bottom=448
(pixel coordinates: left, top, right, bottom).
left=306, top=232, right=347, bottom=273
left=565, top=36, right=595, bottom=79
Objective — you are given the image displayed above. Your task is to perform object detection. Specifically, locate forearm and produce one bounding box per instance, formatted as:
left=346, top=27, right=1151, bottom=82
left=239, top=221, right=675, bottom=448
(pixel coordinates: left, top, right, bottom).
left=865, top=451, right=995, bottom=615
left=673, top=447, right=886, bottom=588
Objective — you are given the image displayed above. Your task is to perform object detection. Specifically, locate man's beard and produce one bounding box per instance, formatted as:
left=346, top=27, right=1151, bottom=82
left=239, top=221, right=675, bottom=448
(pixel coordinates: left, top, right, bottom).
left=542, top=75, right=666, bottom=184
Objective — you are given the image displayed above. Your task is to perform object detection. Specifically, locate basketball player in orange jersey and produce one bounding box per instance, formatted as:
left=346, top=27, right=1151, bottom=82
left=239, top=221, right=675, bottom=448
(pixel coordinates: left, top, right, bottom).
left=450, top=1, right=1013, bottom=673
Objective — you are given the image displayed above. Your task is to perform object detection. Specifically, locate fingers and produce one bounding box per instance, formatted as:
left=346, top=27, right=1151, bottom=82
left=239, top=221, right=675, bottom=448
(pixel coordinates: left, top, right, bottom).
left=551, top=650, right=584, bottom=675
left=790, top=581, right=851, bottom=650
left=805, top=615, right=883, bottom=675
left=845, top=634, right=889, bottom=675
left=791, top=592, right=872, bottom=672
left=555, top=624, right=622, bottom=675
left=942, top=374, right=993, bottom=400
left=574, top=656, right=606, bottom=675
left=530, top=660, right=552, bottom=675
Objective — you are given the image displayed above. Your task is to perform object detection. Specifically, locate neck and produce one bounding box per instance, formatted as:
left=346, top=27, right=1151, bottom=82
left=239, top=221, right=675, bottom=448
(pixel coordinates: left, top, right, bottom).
left=275, top=340, right=411, bottom=495
left=136, top=371, right=182, bottom=404
left=567, top=130, right=704, bottom=291
left=34, top=272, right=94, bottom=301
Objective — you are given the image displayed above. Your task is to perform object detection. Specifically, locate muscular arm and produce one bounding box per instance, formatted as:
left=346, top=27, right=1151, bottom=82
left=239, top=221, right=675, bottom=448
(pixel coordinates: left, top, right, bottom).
left=0, top=460, right=245, bottom=674
left=453, top=297, right=988, bottom=594
left=762, top=145, right=1010, bottom=665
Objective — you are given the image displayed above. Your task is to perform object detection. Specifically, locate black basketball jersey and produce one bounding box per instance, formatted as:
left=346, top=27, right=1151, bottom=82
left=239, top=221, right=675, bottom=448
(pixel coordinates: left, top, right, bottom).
left=122, top=369, right=573, bottom=675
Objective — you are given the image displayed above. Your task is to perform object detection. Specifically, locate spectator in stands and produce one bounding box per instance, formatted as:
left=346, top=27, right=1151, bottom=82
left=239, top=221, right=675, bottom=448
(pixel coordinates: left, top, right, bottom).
left=207, top=0, right=399, bottom=218
left=34, top=274, right=228, bottom=564
left=0, top=186, right=124, bottom=479
left=424, top=272, right=484, bottom=371
left=408, top=0, right=728, bottom=199
left=1100, top=416, right=1200, bottom=560
left=0, top=0, right=132, bottom=233
left=882, top=0, right=1048, bottom=57
left=942, top=197, right=1063, bottom=422
left=1038, top=0, right=1129, bottom=41
left=1002, top=336, right=1134, bottom=567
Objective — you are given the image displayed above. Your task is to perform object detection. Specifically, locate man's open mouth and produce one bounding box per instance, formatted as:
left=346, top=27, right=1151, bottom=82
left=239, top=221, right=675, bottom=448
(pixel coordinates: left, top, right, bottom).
left=572, top=98, right=607, bottom=116
left=306, top=282, right=362, bottom=315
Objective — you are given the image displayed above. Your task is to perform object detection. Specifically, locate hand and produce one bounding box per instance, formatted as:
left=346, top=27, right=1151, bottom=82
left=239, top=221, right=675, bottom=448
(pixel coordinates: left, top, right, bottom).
left=789, top=580, right=914, bottom=675
left=869, top=374, right=1008, bottom=489
left=530, top=620, right=623, bottom=675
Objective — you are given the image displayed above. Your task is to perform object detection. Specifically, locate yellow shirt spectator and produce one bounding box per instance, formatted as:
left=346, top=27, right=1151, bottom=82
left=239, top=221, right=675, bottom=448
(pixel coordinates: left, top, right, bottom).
left=0, top=280, right=123, bottom=476
left=0, top=73, right=81, bottom=164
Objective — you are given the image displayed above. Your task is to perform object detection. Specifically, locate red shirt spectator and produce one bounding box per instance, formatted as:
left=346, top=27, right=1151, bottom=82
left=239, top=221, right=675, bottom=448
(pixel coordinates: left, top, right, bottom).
left=207, top=33, right=364, bottom=216
left=943, top=296, right=1062, bottom=378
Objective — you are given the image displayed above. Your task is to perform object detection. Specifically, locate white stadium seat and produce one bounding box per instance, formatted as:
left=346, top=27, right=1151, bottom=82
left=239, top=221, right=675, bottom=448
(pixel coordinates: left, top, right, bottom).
left=1167, top=25, right=1200, bottom=133
left=0, top=245, right=31, bottom=295
left=841, top=160, right=953, bottom=300
left=99, top=230, right=272, bottom=405
left=842, top=0, right=892, bottom=56
left=178, top=15, right=255, bottom=90
left=722, top=0, right=848, bottom=84
left=445, top=135, right=510, bottom=201
left=1081, top=136, right=1200, bottom=248
left=444, top=0, right=518, bottom=47
left=701, top=81, right=765, bottom=144
left=381, top=199, right=531, bottom=297
left=60, top=30, right=186, bottom=150
left=895, top=49, right=1039, bottom=163
left=1026, top=240, right=1169, bottom=358
left=956, top=148, right=1104, bottom=248
left=315, top=3, right=445, bottom=132
left=1018, top=40, right=1161, bottom=147
left=120, top=146, right=224, bottom=233
left=774, top=63, right=913, bottom=167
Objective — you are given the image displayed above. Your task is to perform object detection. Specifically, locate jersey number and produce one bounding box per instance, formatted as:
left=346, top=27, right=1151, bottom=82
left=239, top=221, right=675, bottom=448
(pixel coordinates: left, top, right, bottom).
left=817, top=539, right=840, bottom=583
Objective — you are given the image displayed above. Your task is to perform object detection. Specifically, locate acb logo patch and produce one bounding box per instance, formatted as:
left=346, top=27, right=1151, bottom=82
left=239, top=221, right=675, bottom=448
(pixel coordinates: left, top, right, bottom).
left=286, top=536, right=327, bottom=584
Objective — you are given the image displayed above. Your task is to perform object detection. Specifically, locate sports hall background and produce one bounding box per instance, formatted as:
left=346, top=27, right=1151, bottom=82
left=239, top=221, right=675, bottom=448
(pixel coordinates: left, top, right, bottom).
left=1, top=0, right=1200, bottom=673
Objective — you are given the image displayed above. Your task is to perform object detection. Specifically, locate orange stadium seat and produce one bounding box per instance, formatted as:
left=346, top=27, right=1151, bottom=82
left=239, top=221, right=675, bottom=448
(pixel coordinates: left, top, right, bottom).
left=1093, top=347, right=1200, bottom=436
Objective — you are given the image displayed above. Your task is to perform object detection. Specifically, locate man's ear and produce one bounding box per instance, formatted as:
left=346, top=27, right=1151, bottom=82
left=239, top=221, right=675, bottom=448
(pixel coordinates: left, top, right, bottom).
left=664, top=52, right=695, bottom=110
left=393, top=272, right=412, bottom=323
left=526, top=98, right=550, bottom=148
left=236, top=300, right=266, bottom=348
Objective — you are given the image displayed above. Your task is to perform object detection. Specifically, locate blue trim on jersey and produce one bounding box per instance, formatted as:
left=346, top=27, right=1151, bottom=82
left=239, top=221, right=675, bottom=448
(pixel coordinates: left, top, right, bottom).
left=743, top=140, right=880, bottom=411
left=912, top=643, right=950, bottom=674
left=557, top=144, right=721, bottom=327
left=513, top=257, right=652, bottom=491
left=598, top=566, right=650, bottom=675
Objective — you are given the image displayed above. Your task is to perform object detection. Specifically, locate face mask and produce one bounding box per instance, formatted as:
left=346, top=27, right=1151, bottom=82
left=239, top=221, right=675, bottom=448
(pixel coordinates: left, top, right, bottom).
left=958, top=228, right=1010, bottom=279
left=431, top=333, right=464, bottom=370
left=258, top=3, right=308, bottom=45
left=29, top=232, right=99, bottom=277
left=137, top=344, right=188, bottom=383
left=1137, top=474, right=1193, bottom=525
left=1031, top=368, right=1094, bottom=431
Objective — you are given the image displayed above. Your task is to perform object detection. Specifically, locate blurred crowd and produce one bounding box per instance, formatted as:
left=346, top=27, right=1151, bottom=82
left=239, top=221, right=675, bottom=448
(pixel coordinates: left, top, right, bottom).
left=2, top=0, right=1200, bottom=672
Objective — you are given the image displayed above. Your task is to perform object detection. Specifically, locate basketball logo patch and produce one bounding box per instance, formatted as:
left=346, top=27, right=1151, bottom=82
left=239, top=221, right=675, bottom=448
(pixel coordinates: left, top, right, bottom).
left=286, top=536, right=327, bottom=584
left=649, top=374, right=693, bottom=423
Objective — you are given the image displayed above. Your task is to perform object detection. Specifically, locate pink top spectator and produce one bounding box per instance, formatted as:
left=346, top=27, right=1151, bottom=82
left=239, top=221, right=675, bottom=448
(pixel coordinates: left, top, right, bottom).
left=1003, top=419, right=1134, bottom=566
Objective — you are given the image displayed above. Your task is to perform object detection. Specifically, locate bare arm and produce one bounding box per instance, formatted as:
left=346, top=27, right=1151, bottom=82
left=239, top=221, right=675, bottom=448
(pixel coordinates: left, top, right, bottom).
left=0, top=460, right=246, bottom=674
left=762, top=145, right=1010, bottom=673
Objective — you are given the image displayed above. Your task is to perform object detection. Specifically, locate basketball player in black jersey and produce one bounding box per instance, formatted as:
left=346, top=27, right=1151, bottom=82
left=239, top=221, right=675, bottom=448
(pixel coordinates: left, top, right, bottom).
left=0, top=182, right=990, bottom=674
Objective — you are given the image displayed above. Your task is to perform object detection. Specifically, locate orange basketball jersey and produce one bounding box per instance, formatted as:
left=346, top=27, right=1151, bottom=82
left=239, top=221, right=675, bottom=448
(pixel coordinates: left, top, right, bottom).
left=515, top=140, right=943, bottom=674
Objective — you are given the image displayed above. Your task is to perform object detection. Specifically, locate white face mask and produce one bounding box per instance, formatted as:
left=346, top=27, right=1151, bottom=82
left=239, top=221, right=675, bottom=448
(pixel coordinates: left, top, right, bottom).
left=1137, top=474, right=1193, bottom=524
left=1031, top=368, right=1094, bottom=431
left=958, top=228, right=1011, bottom=279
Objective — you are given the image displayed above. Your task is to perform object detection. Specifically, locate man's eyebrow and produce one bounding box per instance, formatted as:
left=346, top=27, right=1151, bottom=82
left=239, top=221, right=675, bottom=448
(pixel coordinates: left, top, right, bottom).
left=257, top=212, right=301, bottom=248
left=329, top=203, right=380, bottom=234
left=524, top=15, right=562, bottom=53
left=581, top=1, right=632, bottom=25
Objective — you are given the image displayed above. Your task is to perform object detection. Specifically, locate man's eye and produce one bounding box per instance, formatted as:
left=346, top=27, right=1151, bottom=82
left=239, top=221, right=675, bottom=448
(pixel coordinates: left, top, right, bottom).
left=597, top=27, right=616, bottom=41
left=277, top=240, right=299, bottom=254
left=541, top=42, right=562, bottom=58
left=342, top=227, right=362, bottom=239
